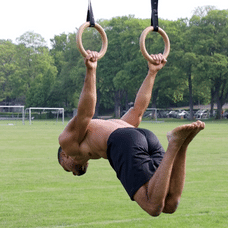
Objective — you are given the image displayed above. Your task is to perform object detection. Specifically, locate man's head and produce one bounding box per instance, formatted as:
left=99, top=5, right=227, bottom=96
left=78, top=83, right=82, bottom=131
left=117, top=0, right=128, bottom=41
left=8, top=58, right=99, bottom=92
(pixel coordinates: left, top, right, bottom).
left=58, top=147, right=88, bottom=176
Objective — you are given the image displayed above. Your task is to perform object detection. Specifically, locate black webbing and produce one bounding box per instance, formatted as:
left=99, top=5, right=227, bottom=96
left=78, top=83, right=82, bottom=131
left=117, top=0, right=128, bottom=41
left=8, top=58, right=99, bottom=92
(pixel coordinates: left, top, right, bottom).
left=86, top=1, right=95, bottom=27
left=151, top=0, right=159, bottom=31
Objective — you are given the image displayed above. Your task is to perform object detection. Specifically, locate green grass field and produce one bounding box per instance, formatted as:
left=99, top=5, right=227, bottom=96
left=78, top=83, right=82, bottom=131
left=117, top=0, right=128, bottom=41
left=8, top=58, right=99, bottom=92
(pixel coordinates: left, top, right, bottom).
left=1, top=119, right=228, bottom=228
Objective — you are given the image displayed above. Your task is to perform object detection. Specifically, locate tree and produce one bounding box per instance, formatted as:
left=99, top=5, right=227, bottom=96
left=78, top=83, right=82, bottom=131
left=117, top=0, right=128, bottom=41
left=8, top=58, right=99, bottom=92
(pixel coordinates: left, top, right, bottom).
left=101, top=16, right=136, bottom=117
left=180, top=52, right=198, bottom=120
left=26, top=48, right=57, bottom=107
left=207, top=54, right=228, bottom=119
left=190, top=9, right=228, bottom=118
left=2, top=11, right=222, bottom=115
left=16, top=31, right=57, bottom=107
left=16, top=31, right=47, bottom=49
left=50, top=34, right=68, bottom=77
left=50, top=34, right=71, bottom=108
left=149, top=19, right=191, bottom=109
left=0, top=40, right=22, bottom=104
left=192, top=5, right=216, bottom=18
left=53, top=32, right=85, bottom=109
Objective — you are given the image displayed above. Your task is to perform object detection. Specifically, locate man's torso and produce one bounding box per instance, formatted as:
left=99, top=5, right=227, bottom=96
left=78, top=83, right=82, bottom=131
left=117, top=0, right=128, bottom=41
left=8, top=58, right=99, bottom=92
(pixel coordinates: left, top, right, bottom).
left=63, top=119, right=134, bottom=160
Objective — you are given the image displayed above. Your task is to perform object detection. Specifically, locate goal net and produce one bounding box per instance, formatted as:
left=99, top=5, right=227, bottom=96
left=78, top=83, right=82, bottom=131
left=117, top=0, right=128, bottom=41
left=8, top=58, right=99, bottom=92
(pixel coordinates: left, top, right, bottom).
left=0, top=106, right=25, bottom=125
left=27, top=107, right=64, bottom=125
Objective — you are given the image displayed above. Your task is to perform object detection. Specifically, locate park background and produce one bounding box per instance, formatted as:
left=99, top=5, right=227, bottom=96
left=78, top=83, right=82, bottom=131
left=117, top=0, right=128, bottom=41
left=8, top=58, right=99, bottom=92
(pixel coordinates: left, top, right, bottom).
left=1, top=6, right=228, bottom=120
left=1, top=4, right=228, bottom=228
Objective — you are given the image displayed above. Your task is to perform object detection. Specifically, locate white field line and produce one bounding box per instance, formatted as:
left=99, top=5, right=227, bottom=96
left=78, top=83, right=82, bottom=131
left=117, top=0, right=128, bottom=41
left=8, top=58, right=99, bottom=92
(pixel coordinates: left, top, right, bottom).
left=36, top=211, right=228, bottom=228
left=36, top=218, right=147, bottom=228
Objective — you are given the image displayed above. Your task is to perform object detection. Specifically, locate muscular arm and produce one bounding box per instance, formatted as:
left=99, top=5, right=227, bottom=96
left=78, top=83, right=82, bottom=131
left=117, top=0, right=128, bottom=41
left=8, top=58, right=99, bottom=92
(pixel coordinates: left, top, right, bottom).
left=121, top=71, right=157, bottom=127
left=76, top=65, right=97, bottom=125
left=59, top=51, right=98, bottom=156
left=121, top=54, right=167, bottom=127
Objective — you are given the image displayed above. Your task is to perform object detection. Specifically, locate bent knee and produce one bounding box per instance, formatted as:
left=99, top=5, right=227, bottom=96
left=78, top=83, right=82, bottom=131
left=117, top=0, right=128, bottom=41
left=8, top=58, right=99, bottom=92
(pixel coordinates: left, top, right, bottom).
left=146, top=203, right=164, bottom=217
left=163, top=198, right=180, bottom=214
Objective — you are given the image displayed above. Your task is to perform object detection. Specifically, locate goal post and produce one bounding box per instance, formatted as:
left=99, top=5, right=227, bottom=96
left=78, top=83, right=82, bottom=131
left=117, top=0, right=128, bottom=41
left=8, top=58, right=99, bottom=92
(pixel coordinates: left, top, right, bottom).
left=0, top=106, right=25, bottom=125
left=28, top=107, right=64, bottom=125
left=145, top=108, right=158, bottom=121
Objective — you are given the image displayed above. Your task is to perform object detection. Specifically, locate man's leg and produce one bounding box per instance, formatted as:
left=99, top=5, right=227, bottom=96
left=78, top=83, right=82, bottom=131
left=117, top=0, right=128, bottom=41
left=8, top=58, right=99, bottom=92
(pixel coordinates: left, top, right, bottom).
left=163, top=121, right=205, bottom=213
left=162, top=144, right=187, bottom=213
left=133, top=121, right=205, bottom=217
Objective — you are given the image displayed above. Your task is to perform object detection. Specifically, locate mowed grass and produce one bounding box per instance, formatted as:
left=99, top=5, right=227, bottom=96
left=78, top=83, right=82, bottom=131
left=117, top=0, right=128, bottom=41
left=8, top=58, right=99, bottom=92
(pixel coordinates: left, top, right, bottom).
left=0, top=119, right=228, bottom=228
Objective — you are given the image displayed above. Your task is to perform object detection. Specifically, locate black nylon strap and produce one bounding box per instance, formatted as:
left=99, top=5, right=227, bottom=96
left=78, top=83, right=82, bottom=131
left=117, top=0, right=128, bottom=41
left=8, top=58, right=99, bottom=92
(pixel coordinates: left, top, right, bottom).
left=151, top=0, right=159, bottom=31
left=86, top=1, right=95, bottom=27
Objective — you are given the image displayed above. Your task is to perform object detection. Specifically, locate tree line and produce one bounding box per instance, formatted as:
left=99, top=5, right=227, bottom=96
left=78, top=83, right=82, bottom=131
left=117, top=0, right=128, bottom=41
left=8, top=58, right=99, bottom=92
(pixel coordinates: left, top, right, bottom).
left=0, top=6, right=228, bottom=119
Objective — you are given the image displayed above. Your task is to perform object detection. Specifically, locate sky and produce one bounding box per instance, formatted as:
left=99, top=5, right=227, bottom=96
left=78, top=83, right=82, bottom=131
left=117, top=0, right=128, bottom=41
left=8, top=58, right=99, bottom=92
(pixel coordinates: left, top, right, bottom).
left=1, top=0, right=227, bottom=47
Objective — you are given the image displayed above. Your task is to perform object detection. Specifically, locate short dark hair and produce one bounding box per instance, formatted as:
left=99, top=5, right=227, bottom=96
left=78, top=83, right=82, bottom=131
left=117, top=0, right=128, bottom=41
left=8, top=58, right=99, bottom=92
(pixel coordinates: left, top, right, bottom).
left=57, top=146, right=88, bottom=175
left=58, top=147, right=71, bottom=172
left=57, top=146, right=62, bottom=164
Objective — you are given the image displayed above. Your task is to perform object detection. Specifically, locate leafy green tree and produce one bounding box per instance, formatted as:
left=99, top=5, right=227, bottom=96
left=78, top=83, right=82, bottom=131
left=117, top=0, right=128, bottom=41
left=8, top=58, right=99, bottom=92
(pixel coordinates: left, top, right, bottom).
left=205, top=54, right=228, bottom=119
left=148, top=19, right=190, bottom=109
left=26, top=48, right=57, bottom=107
left=2, top=10, right=228, bottom=117
left=179, top=52, right=198, bottom=119
left=189, top=9, right=228, bottom=118
left=16, top=31, right=47, bottom=49
left=55, top=32, right=85, bottom=109
left=16, top=32, right=57, bottom=107
left=50, top=34, right=71, bottom=108
left=100, top=16, right=134, bottom=117
left=50, top=34, right=68, bottom=77
left=0, top=40, right=22, bottom=104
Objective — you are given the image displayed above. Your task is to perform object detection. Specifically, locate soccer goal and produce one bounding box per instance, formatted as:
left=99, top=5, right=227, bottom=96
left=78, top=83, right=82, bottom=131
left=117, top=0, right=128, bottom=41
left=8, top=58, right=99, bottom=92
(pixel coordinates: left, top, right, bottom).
left=143, top=108, right=158, bottom=121
left=0, top=106, right=25, bottom=125
left=28, top=107, right=64, bottom=125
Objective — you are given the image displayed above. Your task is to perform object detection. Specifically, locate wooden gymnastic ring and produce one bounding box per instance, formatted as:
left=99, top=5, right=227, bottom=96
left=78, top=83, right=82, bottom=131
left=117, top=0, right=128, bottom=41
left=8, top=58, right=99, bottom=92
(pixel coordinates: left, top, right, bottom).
left=140, top=26, right=170, bottom=64
left=76, top=22, right=108, bottom=59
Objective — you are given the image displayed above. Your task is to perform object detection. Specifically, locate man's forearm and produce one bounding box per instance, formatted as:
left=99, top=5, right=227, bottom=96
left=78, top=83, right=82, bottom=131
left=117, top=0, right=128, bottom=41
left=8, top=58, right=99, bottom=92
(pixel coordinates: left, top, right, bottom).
left=133, top=70, right=157, bottom=115
left=134, top=54, right=166, bottom=115
left=77, top=68, right=97, bottom=118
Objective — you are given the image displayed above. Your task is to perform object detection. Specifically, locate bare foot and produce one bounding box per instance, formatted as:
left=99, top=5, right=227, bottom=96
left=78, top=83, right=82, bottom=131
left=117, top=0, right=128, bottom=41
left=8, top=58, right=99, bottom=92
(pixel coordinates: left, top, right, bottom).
left=167, top=122, right=198, bottom=144
left=182, top=120, right=205, bottom=146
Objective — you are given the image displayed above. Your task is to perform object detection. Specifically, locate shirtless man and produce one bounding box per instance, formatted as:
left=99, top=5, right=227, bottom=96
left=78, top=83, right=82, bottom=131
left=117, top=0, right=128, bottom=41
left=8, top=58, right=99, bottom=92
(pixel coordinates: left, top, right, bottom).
left=58, top=50, right=205, bottom=217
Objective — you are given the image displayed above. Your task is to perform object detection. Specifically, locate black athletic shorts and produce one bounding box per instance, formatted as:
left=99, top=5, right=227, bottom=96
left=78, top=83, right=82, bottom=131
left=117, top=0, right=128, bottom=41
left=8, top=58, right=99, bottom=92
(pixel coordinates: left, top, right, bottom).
left=107, top=127, right=165, bottom=201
